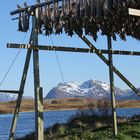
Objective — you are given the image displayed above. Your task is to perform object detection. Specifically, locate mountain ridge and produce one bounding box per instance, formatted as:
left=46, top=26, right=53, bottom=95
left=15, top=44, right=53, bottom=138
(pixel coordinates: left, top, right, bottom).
left=0, top=93, right=32, bottom=102
left=46, top=79, right=140, bottom=100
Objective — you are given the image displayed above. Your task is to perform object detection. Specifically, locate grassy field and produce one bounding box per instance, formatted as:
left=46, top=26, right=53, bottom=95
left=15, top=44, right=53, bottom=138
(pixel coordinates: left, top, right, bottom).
left=16, top=110, right=140, bottom=140
left=1, top=98, right=139, bottom=140
left=0, top=98, right=140, bottom=114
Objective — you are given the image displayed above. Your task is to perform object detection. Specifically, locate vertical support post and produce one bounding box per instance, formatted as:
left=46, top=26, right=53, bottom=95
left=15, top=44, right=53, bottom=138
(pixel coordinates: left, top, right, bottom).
left=33, top=0, right=44, bottom=139
left=107, top=36, right=118, bottom=136
left=37, top=87, right=44, bottom=139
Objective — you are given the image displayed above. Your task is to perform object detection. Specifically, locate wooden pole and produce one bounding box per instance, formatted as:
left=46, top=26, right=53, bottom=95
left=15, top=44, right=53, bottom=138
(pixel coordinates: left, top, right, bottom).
left=128, top=8, right=140, bottom=17
left=8, top=28, right=34, bottom=140
left=7, top=43, right=140, bottom=56
left=33, top=0, right=44, bottom=139
left=10, top=0, right=62, bottom=16
left=0, top=90, right=20, bottom=94
left=107, top=36, right=118, bottom=136
left=8, top=49, right=32, bottom=140
left=76, top=32, right=140, bottom=96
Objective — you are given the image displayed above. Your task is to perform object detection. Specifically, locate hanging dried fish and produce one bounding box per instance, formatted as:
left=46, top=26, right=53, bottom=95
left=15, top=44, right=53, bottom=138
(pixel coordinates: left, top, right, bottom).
left=17, top=5, right=23, bottom=31
left=21, top=10, right=30, bottom=32
left=17, top=4, right=30, bottom=32
left=76, top=0, right=80, bottom=18
left=35, top=5, right=42, bottom=32
left=80, top=0, right=85, bottom=18
left=96, top=0, right=104, bottom=18
left=64, top=0, right=68, bottom=15
left=69, top=0, right=72, bottom=13
left=71, top=0, right=77, bottom=15
left=25, top=12, right=30, bottom=31
left=60, top=0, right=65, bottom=28
left=53, top=0, right=56, bottom=19
left=84, top=0, right=90, bottom=34
left=104, top=0, right=113, bottom=16
left=54, top=0, right=63, bottom=34
left=90, top=0, right=97, bottom=20
left=63, top=0, right=69, bottom=35
left=85, top=0, right=91, bottom=18
left=15, top=0, right=140, bottom=41
left=43, top=2, right=49, bottom=35
left=43, top=0, right=53, bottom=35
left=67, top=0, right=70, bottom=14
left=69, top=0, right=75, bottom=36
left=61, top=0, right=65, bottom=17
left=18, top=11, right=23, bottom=31
left=48, top=3, right=53, bottom=35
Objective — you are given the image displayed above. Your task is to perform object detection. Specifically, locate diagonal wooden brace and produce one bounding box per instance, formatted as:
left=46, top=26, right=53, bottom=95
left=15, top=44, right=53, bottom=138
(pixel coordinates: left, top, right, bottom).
left=9, top=29, right=33, bottom=140
left=76, top=32, right=140, bottom=96
left=9, top=49, right=32, bottom=140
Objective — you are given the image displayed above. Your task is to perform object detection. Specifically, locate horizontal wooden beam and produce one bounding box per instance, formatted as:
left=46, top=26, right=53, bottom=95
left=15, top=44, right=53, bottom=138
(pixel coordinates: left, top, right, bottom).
left=10, top=0, right=61, bottom=16
left=0, top=90, right=20, bottom=94
left=128, top=8, right=140, bottom=17
left=7, top=43, right=140, bottom=56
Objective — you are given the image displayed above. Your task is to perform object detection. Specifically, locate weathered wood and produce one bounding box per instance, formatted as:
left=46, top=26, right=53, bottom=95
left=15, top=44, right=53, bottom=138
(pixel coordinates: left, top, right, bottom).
left=128, top=8, right=140, bottom=17
left=0, top=90, right=20, bottom=94
left=33, top=1, right=44, bottom=139
left=76, top=32, right=140, bottom=96
left=7, top=43, right=140, bottom=56
left=10, top=0, right=61, bottom=16
left=8, top=42, right=32, bottom=140
left=107, top=36, right=118, bottom=136
left=37, top=86, right=44, bottom=140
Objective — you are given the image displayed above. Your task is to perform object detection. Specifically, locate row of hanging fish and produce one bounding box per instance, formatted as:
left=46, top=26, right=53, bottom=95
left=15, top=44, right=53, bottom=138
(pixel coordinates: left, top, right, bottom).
left=17, top=0, right=140, bottom=41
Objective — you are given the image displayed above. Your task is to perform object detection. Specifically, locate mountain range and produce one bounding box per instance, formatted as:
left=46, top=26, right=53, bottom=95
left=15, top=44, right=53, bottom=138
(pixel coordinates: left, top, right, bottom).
left=0, top=93, right=32, bottom=102
left=0, top=79, right=139, bottom=102
left=46, top=79, right=140, bottom=100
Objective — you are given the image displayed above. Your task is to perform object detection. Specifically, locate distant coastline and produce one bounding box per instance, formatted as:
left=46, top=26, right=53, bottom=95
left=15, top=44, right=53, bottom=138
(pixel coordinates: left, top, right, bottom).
left=0, top=98, right=140, bottom=114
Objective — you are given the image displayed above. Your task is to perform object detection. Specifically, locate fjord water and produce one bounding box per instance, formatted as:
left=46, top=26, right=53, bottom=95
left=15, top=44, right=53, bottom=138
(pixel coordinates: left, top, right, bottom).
left=0, top=108, right=140, bottom=140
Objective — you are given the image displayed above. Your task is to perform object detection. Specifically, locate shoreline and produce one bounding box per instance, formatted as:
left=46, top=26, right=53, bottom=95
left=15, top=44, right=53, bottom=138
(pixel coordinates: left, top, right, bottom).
left=0, top=98, right=140, bottom=115
left=15, top=113, right=140, bottom=140
left=0, top=106, right=140, bottom=115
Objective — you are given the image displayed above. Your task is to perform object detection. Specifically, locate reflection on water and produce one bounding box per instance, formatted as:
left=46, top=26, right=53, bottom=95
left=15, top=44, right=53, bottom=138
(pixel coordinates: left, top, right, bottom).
left=0, top=108, right=140, bottom=140
left=0, top=110, right=77, bottom=140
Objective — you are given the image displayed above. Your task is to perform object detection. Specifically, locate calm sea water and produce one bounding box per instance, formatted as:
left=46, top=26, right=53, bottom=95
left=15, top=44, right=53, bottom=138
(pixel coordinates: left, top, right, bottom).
left=0, top=108, right=140, bottom=140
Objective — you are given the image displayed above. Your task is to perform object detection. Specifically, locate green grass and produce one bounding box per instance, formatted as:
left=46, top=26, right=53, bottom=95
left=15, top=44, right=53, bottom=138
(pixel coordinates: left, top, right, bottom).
left=17, top=112, right=140, bottom=140
left=43, top=120, right=140, bottom=140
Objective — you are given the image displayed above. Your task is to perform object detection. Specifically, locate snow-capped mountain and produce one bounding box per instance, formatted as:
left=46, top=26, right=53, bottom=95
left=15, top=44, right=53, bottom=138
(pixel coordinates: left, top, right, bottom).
left=45, top=79, right=139, bottom=100
left=125, top=88, right=140, bottom=100
left=0, top=93, right=17, bottom=102
left=0, top=93, right=33, bottom=102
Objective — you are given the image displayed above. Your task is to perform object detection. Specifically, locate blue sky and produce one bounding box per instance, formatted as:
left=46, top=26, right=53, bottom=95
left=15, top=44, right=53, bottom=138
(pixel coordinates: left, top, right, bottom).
left=0, top=0, right=140, bottom=97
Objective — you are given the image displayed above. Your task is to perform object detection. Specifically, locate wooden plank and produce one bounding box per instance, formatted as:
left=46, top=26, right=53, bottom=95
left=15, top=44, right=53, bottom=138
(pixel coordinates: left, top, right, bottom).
left=128, top=8, right=140, bottom=17
left=10, top=0, right=61, bottom=16
left=7, top=43, right=140, bottom=56
left=8, top=32, right=33, bottom=140
left=76, top=32, right=140, bottom=96
left=9, top=51, right=32, bottom=140
left=32, top=3, right=44, bottom=139
left=37, top=87, right=44, bottom=140
left=0, top=90, right=20, bottom=94
left=107, top=36, right=118, bottom=136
